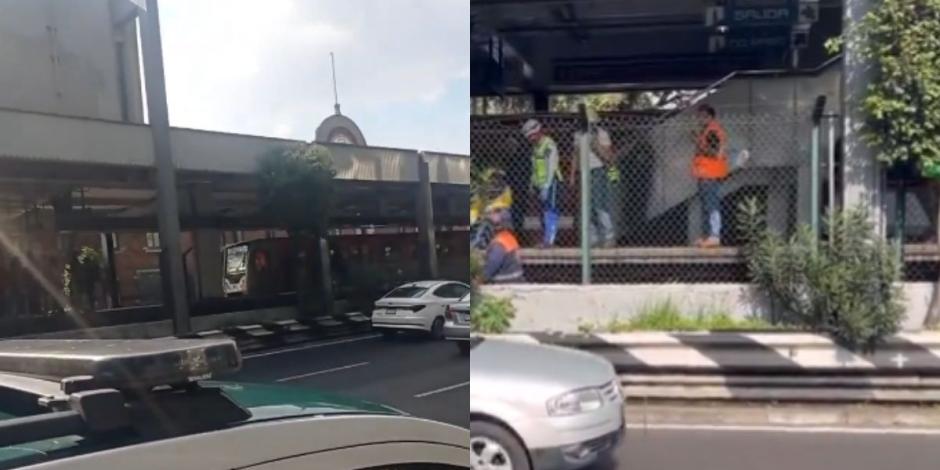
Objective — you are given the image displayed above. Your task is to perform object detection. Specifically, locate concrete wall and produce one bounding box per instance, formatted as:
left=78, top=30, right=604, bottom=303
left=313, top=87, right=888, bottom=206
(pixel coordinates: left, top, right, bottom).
left=0, top=0, right=142, bottom=122
left=483, top=282, right=932, bottom=333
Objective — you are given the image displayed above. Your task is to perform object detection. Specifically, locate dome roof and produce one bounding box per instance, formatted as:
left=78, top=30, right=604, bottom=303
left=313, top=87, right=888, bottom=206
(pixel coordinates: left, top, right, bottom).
left=315, top=112, right=367, bottom=146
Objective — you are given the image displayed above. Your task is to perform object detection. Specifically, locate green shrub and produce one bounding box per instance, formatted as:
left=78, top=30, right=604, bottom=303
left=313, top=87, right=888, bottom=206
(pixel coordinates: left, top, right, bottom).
left=575, top=300, right=774, bottom=333
left=471, top=294, right=515, bottom=334
left=738, top=199, right=904, bottom=351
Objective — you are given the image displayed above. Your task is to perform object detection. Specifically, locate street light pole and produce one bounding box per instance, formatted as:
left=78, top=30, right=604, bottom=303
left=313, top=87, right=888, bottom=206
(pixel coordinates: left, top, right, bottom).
left=139, top=0, right=191, bottom=336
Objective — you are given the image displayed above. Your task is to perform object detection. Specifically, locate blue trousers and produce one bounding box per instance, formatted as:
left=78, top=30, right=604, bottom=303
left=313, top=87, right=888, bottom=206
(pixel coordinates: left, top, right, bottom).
left=698, top=179, right=722, bottom=239
left=539, top=180, right=559, bottom=247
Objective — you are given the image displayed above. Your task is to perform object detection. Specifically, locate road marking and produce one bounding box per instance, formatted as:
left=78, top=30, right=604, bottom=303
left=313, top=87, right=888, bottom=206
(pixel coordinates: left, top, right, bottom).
left=414, top=381, right=470, bottom=398
left=243, top=334, right=381, bottom=359
left=625, top=423, right=940, bottom=436
left=892, top=353, right=909, bottom=369
left=276, top=362, right=370, bottom=383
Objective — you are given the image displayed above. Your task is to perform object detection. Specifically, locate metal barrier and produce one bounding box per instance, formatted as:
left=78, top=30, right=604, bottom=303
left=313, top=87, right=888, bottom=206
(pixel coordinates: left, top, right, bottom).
left=472, top=109, right=820, bottom=283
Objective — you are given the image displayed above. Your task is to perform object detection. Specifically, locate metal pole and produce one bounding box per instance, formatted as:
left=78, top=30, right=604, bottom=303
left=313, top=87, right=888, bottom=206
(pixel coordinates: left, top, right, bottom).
left=811, top=125, right=820, bottom=237
left=330, top=52, right=340, bottom=114
left=417, top=154, right=439, bottom=279
left=140, top=0, right=191, bottom=336
left=578, top=106, right=591, bottom=285
left=827, top=116, right=836, bottom=228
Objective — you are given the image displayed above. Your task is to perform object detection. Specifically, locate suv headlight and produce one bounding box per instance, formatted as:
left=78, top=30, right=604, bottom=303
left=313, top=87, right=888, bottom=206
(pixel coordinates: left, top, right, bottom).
left=546, top=388, right=603, bottom=417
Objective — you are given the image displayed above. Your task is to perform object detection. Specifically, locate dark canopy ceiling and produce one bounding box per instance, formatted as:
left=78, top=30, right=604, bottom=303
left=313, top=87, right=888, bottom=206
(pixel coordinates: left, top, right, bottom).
left=471, top=0, right=842, bottom=95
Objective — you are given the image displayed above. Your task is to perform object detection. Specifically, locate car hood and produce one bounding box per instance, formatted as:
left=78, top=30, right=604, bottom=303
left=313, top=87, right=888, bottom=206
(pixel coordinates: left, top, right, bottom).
left=471, top=339, right=615, bottom=397
left=210, top=381, right=403, bottom=421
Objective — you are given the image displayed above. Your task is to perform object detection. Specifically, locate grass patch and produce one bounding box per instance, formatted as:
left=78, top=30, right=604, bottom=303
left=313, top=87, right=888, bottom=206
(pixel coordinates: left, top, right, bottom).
left=579, top=299, right=776, bottom=333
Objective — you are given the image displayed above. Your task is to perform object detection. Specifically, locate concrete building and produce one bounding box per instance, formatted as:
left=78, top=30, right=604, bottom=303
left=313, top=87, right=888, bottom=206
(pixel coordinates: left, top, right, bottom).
left=0, top=0, right=469, bottom=317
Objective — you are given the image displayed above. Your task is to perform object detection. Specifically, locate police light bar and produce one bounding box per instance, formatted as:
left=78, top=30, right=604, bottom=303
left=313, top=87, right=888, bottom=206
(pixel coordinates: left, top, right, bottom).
left=0, top=339, right=241, bottom=392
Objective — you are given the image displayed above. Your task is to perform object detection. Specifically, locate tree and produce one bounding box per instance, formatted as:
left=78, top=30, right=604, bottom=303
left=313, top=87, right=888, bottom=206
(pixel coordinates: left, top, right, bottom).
left=64, top=247, right=103, bottom=313
left=828, top=1, right=940, bottom=326
left=257, top=143, right=337, bottom=315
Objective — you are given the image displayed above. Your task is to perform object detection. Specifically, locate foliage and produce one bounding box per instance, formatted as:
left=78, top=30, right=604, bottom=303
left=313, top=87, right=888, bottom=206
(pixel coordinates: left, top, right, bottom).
left=738, top=199, right=905, bottom=351
left=257, top=143, right=337, bottom=236
left=63, top=247, right=103, bottom=310
left=471, top=293, right=516, bottom=334
left=471, top=91, right=700, bottom=115
left=577, top=299, right=774, bottom=333
left=826, top=1, right=940, bottom=170
left=470, top=250, right=484, bottom=311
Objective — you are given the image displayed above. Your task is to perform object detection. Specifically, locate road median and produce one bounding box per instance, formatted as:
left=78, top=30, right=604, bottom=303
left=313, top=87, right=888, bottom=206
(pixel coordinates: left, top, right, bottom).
left=485, top=332, right=940, bottom=403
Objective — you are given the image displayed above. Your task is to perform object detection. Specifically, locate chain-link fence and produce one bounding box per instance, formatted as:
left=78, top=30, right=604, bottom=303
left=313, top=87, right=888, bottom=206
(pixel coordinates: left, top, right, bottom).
left=472, top=109, right=825, bottom=283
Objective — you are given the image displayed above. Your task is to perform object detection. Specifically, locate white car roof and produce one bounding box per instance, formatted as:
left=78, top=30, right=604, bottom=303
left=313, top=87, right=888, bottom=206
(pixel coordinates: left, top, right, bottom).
left=396, top=280, right=463, bottom=289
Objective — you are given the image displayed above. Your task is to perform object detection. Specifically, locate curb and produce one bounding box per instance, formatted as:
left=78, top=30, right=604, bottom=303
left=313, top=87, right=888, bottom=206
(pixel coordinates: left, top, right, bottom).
left=623, top=401, right=940, bottom=430
left=188, top=312, right=372, bottom=352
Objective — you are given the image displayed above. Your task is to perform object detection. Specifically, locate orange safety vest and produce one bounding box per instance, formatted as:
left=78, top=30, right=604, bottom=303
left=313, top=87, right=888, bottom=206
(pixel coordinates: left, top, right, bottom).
left=692, top=120, right=729, bottom=180
left=489, top=230, right=524, bottom=283
left=493, top=230, right=519, bottom=252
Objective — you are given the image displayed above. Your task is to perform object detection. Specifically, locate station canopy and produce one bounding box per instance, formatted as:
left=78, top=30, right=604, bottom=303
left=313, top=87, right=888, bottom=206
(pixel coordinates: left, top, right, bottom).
left=471, top=0, right=842, bottom=95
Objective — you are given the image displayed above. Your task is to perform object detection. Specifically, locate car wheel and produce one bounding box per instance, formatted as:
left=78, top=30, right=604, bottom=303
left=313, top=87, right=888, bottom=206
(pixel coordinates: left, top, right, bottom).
left=457, top=341, right=471, bottom=356
left=380, top=329, right=397, bottom=340
left=470, top=420, right=530, bottom=470
left=429, top=317, right=445, bottom=340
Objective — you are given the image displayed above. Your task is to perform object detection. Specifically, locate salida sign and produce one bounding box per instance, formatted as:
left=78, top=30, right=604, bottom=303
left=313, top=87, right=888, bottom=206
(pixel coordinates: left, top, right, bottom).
left=726, top=0, right=797, bottom=26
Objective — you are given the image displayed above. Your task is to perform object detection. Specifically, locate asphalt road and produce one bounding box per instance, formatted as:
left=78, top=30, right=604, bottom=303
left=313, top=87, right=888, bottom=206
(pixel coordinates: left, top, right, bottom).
left=590, top=426, right=940, bottom=470
left=233, top=333, right=469, bottom=428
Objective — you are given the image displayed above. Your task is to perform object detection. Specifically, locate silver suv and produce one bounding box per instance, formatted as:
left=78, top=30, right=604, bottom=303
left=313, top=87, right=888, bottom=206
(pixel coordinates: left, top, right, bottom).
left=470, top=338, right=624, bottom=470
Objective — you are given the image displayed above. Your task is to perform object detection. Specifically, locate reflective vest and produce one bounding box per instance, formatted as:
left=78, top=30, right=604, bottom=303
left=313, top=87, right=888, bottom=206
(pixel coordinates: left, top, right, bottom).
left=606, top=166, right=620, bottom=182
left=488, top=231, right=524, bottom=283
left=471, top=188, right=512, bottom=226
left=692, top=120, right=729, bottom=180
left=531, top=136, right=561, bottom=187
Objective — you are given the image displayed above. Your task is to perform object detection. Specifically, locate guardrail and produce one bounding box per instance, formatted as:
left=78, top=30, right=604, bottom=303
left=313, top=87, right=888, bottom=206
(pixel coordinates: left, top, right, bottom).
left=488, top=332, right=940, bottom=403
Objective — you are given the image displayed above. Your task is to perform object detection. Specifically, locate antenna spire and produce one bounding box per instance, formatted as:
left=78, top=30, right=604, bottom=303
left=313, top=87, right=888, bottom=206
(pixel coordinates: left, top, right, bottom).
left=330, top=52, right=341, bottom=115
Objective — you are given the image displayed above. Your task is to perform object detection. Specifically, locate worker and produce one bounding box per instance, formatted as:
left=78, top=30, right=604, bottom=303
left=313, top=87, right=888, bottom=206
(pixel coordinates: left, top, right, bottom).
left=691, top=104, right=728, bottom=248
left=471, top=169, right=513, bottom=249
left=570, top=106, right=617, bottom=248
left=522, top=119, right=561, bottom=248
left=481, top=207, right=525, bottom=284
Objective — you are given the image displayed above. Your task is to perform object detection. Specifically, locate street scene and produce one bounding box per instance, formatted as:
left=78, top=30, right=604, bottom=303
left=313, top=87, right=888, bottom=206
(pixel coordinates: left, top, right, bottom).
left=0, top=0, right=469, bottom=468
left=471, top=0, right=940, bottom=469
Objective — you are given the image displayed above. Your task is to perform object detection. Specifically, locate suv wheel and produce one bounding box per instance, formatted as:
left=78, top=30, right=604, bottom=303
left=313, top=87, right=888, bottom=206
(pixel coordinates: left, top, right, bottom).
left=470, top=420, right=530, bottom=470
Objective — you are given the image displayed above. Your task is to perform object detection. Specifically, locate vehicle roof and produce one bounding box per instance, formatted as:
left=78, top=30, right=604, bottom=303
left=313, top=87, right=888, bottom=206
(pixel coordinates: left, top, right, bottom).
left=0, top=380, right=403, bottom=468
left=395, top=280, right=464, bottom=288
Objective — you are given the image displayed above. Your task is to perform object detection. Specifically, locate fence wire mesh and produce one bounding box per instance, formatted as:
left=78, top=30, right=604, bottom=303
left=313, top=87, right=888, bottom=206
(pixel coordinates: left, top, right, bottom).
left=471, top=110, right=819, bottom=283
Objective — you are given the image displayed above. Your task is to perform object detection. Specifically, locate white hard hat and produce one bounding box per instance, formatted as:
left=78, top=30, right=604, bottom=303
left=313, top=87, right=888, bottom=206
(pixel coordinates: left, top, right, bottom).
left=521, top=119, right=542, bottom=138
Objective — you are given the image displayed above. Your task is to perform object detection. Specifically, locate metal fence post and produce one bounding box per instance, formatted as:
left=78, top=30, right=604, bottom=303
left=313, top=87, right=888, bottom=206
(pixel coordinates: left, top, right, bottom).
left=811, top=96, right=826, bottom=239
left=811, top=124, right=820, bottom=237
left=578, top=105, right=592, bottom=285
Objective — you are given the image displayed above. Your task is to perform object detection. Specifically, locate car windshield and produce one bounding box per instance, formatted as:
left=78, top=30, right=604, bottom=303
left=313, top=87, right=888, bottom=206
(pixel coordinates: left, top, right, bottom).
left=384, top=286, right=429, bottom=298
left=460, top=293, right=471, bottom=303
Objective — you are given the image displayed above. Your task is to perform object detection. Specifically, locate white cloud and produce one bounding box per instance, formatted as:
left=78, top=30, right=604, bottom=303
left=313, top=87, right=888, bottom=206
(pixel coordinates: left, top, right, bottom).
left=159, top=0, right=469, bottom=153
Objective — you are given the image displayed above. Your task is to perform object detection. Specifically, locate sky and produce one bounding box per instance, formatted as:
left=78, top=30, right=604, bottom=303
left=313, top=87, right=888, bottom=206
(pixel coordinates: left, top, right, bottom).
left=158, top=0, right=469, bottom=154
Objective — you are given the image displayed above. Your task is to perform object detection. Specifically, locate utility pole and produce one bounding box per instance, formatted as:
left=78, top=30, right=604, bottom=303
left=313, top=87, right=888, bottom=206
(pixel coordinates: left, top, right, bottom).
left=139, top=0, right=191, bottom=336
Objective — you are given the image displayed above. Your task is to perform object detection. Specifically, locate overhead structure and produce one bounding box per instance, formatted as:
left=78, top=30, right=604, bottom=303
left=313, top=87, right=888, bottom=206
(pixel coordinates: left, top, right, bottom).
left=471, top=0, right=838, bottom=96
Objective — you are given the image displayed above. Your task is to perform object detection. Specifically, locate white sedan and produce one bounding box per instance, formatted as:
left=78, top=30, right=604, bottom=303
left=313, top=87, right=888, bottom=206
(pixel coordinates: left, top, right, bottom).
left=371, top=280, right=471, bottom=339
